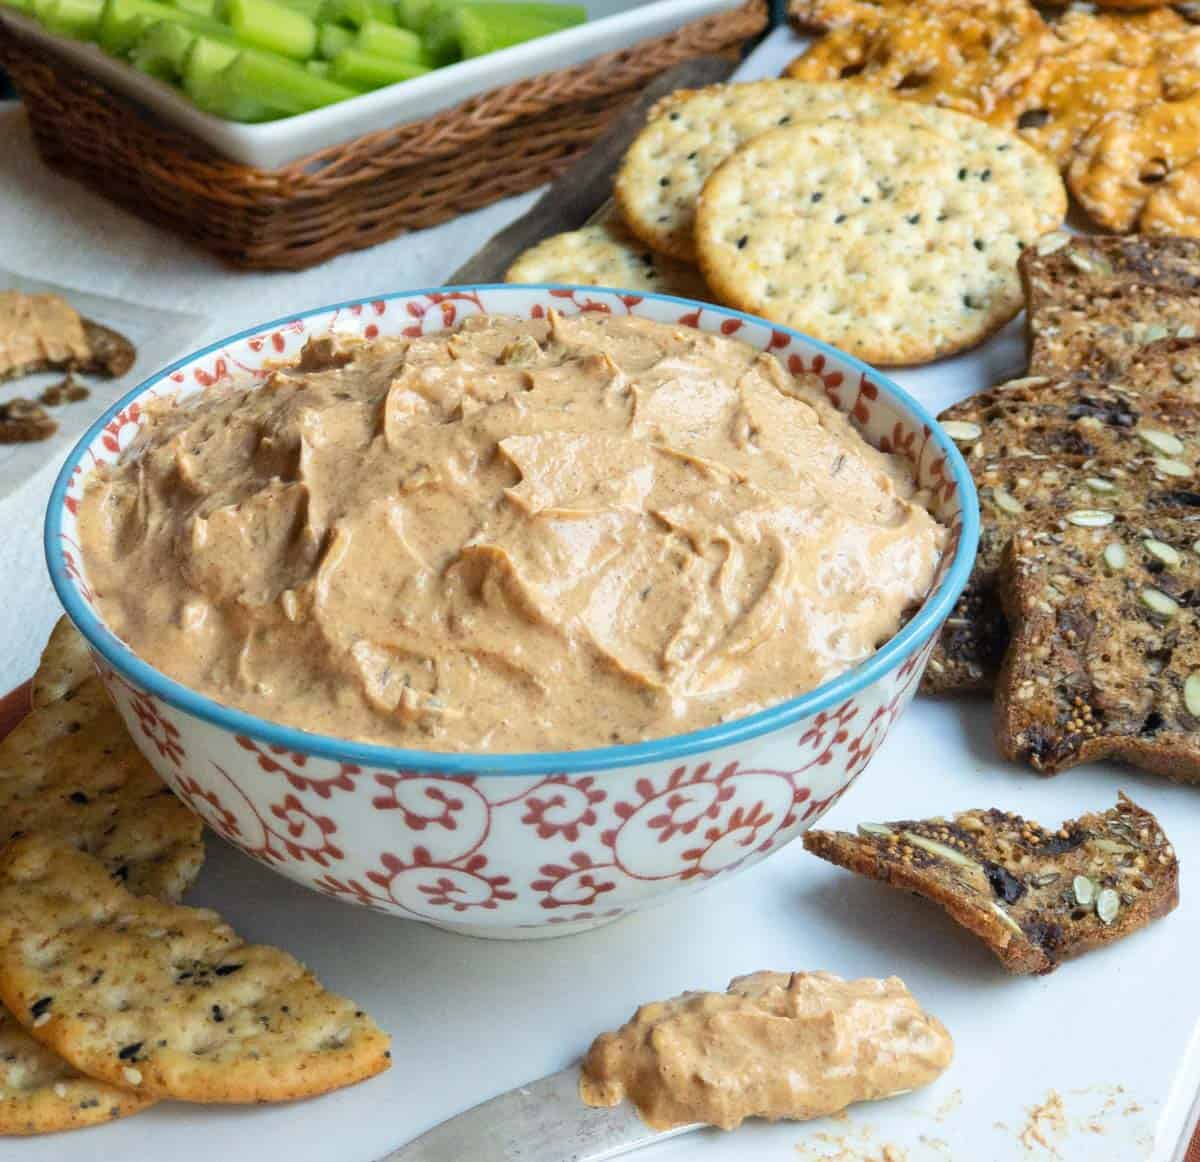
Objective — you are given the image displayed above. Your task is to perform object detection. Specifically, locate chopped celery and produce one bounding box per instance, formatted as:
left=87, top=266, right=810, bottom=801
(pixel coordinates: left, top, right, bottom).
left=221, top=0, right=317, bottom=59
left=316, top=19, right=351, bottom=56
left=164, top=0, right=213, bottom=15
left=354, top=17, right=421, bottom=60
left=99, top=0, right=225, bottom=55
left=393, top=0, right=427, bottom=29
left=0, top=0, right=35, bottom=12
left=132, top=17, right=234, bottom=77
left=318, top=0, right=393, bottom=26
left=40, top=0, right=104, bottom=38
left=424, top=1, right=582, bottom=63
left=306, top=55, right=330, bottom=73
left=329, top=45, right=427, bottom=87
left=455, top=5, right=564, bottom=57
left=214, top=48, right=358, bottom=116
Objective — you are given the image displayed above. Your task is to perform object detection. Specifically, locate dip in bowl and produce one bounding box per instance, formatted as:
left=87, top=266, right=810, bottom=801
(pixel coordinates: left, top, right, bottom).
left=47, top=286, right=978, bottom=938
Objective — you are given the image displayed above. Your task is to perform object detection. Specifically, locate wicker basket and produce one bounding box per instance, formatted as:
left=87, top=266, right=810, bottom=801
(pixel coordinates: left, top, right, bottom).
left=0, top=3, right=765, bottom=270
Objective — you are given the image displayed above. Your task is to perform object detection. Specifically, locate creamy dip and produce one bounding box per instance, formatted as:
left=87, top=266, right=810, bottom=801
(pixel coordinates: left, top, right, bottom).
left=77, top=312, right=945, bottom=752
left=579, top=971, right=954, bottom=1131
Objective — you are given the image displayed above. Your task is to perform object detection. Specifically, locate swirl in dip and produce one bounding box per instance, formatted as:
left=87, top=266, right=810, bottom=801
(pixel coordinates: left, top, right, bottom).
left=77, top=312, right=946, bottom=752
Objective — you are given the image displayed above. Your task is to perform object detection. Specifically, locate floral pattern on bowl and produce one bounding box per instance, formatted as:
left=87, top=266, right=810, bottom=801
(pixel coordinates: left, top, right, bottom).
left=46, top=285, right=978, bottom=938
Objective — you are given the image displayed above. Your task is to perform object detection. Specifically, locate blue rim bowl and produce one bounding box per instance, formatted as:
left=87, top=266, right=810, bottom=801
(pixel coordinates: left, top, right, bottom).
left=45, top=285, right=980, bottom=777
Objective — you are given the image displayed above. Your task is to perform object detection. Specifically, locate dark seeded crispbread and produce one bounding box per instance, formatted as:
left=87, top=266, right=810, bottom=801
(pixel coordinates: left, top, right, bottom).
left=939, top=376, right=1200, bottom=463
left=924, top=453, right=1200, bottom=694
left=926, top=379, right=1200, bottom=694
left=804, top=794, right=1178, bottom=974
left=1021, top=233, right=1200, bottom=380
left=997, top=513, right=1200, bottom=778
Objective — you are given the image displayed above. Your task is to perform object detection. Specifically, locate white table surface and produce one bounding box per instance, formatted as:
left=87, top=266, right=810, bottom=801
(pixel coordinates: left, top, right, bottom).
left=2, top=27, right=1200, bottom=1162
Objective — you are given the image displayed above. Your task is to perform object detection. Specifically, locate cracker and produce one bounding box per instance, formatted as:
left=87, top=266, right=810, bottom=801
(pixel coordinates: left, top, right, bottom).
left=0, top=1006, right=153, bottom=1135
left=784, top=1, right=1052, bottom=122
left=926, top=376, right=1200, bottom=694
left=1021, top=233, right=1200, bottom=378
left=0, top=835, right=390, bottom=1103
left=693, top=116, right=1065, bottom=365
left=616, top=81, right=892, bottom=262
left=804, top=794, right=1179, bottom=974
left=996, top=513, right=1200, bottom=778
left=0, top=676, right=204, bottom=902
left=1068, top=92, right=1200, bottom=233
left=505, top=216, right=709, bottom=299
left=31, top=617, right=94, bottom=710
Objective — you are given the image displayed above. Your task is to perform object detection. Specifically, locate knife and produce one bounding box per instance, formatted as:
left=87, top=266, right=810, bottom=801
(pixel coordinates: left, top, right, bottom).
left=377, top=1066, right=702, bottom=1162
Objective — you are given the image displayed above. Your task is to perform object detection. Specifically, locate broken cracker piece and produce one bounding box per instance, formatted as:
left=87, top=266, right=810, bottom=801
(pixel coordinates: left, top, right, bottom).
left=804, top=794, right=1177, bottom=974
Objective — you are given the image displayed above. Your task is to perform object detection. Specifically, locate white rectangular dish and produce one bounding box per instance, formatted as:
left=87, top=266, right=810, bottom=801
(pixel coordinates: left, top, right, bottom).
left=0, top=0, right=744, bottom=168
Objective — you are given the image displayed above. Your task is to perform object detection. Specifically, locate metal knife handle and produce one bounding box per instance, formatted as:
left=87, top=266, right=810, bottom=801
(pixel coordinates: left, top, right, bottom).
left=377, top=1066, right=700, bottom=1162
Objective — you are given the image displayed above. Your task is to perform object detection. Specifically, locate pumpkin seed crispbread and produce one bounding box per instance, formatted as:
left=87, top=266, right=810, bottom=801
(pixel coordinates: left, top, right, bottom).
left=0, top=1006, right=154, bottom=1135
left=804, top=794, right=1178, bottom=974
left=1021, top=233, right=1200, bottom=380
left=505, top=215, right=709, bottom=299
left=694, top=115, right=1064, bottom=365
left=0, top=674, right=204, bottom=902
left=997, top=514, right=1200, bottom=779
left=30, top=616, right=94, bottom=710
left=926, top=377, right=1200, bottom=694
left=0, top=836, right=391, bottom=1103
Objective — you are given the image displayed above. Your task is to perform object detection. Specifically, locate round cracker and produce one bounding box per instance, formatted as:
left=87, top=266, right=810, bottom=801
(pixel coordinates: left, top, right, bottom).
left=0, top=1006, right=154, bottom=1135
left=0, top=836, right=391, bottom=1104
left=616, top=81, right=891, bottom=262
left=694, top=117, right=1065, bottom=365
left=506, top=217, right=709, bottom=299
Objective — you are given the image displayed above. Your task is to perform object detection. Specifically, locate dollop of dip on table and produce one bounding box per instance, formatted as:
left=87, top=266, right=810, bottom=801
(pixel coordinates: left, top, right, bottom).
left=579, top=971, right=954, bottom=1131
left=77, top=312, right=946, bottom=752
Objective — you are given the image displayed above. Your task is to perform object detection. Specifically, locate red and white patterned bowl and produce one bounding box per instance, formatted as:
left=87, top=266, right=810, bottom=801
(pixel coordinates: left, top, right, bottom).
left=46, top=286, right=979, bottom=938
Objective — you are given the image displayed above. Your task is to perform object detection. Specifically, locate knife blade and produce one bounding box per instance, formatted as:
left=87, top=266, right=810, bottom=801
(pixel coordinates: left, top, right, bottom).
left=377, top=1066, right=702, bottom=1162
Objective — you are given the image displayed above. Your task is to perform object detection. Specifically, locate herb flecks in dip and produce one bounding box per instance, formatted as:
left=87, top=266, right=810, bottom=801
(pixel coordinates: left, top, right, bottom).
left=579, top=971, right=954, bottom=1131
left=77, top=312, right=946, bottom=752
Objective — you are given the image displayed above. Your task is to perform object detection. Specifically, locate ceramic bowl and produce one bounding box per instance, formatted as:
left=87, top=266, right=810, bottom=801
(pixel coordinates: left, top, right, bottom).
left=46, top=285, right=978, bottom=938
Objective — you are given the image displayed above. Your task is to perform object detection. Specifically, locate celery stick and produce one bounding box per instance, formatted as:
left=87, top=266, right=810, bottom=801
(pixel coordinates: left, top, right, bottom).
left=41, top=0, right=103, bottom=37
left=276, top=0, right=323, bottom=15
left=221, top=48, right=358, bottom=113
left=393, top=0, right=427, bottom=29
left=316, top=19, right=351, bottom=55
left=354, top=17, right=420, bottom=60
left=0, top=0, right=35, bottom=13
left=132, top=17, right=233, bottom=77
left=424, top=1, right=580, bottom=63
left=329, top=45, right=426, bottom=87
left=306, top=55, right=330, bottom=72
left=222, top=0, right=317, bottom=59
left=165, top=0, right=213, bottom=15
left=318, top=0, right=392, bottom=26
left=455, top=5, right=567, bottom=56
left=100, top=0, right=226, bottom=55
left=181, top=35, right=271, bottom=118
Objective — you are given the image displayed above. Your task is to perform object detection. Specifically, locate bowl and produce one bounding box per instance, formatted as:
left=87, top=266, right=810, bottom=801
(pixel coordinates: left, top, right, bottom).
left=46, top=285, right=979, bottom=939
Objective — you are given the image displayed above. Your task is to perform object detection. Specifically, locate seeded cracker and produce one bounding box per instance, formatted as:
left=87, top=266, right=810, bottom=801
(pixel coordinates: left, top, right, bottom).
left=804, top=795, right=1178, bottom=974
left=614, top=79, right=1063, bottom=266
left=505, top=216, right=709, bottom=299
left=0, top=675, right=204, bottom=901
left=693, top=116, right=1065, bottom=365
left=0, top=1006, right=154, bottom=1134
left=1021, top=233, right=1200, bottom=379
left=0, top=836, right=390, bottom=1102
left=997, top=514, right=1200, bottom=779
left=926, top=377, right=1200, bottom=694
left=31, top=616, right=94, bottom=709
